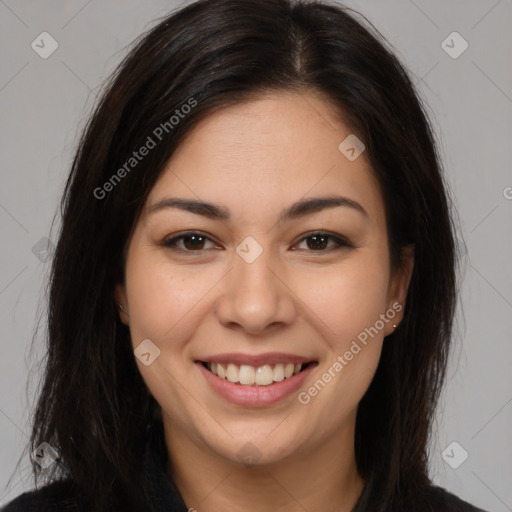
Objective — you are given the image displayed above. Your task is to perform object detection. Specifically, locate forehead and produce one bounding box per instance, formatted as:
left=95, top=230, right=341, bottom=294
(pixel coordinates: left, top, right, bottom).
left=146, top=92, right=384, bottom=223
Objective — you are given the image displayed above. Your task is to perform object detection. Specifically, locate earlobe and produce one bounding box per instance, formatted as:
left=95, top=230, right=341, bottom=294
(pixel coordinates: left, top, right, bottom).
left=385, top=245, right=415, bottom=336
left=114, top=284, right=130, bottom=324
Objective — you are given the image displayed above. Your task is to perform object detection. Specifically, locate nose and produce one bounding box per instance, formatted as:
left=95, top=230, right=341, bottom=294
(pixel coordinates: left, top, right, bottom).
left=214, top=247, right=298, bottom=335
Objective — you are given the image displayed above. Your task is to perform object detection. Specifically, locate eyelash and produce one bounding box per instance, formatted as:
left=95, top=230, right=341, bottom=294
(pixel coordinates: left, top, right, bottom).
left=161, top=231, right=353, bottom=254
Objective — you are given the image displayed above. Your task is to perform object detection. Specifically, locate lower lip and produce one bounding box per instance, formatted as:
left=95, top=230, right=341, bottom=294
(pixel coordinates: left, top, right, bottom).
left=197, top=362, right=315, bottom=407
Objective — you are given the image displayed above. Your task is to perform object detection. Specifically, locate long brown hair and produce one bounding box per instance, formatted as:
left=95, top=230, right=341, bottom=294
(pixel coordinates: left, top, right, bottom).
left=17, top=1, right=457, bottom=510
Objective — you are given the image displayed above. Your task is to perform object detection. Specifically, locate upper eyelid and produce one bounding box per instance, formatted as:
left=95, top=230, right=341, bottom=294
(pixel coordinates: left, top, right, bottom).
left=162, top=231, right=219, bottom=246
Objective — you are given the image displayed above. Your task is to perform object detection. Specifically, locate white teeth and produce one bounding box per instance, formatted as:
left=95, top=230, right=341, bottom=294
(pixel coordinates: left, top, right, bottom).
left=206, top=361, right=305, bottom=386
left=239, top=365, right=255, bottom=385
left=273, top=363, right=285, bottom=382
left=255, top=365, right=273, bottom=385
left=226, top=363, right=239, bottom=383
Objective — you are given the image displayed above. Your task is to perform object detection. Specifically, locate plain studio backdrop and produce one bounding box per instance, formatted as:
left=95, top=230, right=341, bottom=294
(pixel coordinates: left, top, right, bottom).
left=0, top=1, right=511, bottom=510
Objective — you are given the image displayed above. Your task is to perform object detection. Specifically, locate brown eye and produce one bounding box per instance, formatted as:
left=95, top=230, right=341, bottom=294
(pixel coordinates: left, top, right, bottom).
left=294, top=232, right=352, bottom=252
left=162, top=232, right=217, bottom=252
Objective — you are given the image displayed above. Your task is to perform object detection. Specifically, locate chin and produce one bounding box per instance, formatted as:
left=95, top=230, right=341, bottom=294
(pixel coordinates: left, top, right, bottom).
left=204, top=430, right=301, bottom=467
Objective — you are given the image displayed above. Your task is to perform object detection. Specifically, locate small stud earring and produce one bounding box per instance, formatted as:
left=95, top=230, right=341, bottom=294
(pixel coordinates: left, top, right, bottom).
left=117, top=302, right=128, bottom=314
left=392, top=324, right=398, bottom=329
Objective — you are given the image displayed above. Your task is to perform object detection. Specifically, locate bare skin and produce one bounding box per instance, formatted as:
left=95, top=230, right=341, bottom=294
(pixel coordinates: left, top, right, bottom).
left=116, top=91, right=414, bottom=512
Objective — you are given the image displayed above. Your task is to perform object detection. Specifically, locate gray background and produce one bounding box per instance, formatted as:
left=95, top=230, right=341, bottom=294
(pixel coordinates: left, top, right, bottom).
left=1, top=1, right=511, bottom=510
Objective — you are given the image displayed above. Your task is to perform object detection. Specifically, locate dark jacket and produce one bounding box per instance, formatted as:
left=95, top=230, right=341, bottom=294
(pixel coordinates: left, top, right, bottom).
left=2, top=423, right=488, bottom=512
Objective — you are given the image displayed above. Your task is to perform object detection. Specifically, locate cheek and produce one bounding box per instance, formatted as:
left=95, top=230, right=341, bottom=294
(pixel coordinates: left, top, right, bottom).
left=293, top=250, right=391, bottom=345
left=295, top=257, right=388, bottom=420
left=123, top=249, right=213, bottom=429
left=124, top=248, right=213, bottom=343
left=292, top=250, right=389, bottom=411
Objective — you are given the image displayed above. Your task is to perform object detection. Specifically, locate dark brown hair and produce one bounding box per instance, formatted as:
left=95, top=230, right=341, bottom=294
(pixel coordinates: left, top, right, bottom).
left=15, top=0, right=457, bottom=510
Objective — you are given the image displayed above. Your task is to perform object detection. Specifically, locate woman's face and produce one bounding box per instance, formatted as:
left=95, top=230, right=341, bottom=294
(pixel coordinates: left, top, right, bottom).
left=116, top=91, right=413, bottom=467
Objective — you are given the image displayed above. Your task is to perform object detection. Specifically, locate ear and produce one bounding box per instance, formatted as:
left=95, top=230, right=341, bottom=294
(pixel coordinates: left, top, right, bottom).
left=114, top=283, right=130, bottom=325
left=383, top=244, right=414, bottom=336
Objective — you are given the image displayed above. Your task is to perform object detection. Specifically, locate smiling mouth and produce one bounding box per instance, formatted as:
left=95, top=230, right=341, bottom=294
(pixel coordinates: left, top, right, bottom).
left=199, top=361, right=316, bottom=386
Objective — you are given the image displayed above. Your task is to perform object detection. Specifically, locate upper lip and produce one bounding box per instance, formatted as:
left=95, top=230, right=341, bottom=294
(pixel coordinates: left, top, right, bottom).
left=197, top=352, right=316, bottom=367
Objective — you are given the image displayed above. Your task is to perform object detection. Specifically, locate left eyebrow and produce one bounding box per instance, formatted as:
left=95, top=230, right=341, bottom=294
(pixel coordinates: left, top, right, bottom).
left=147, top=195, right=368, bottom=223
left=277, top=196, right=368, bottom=224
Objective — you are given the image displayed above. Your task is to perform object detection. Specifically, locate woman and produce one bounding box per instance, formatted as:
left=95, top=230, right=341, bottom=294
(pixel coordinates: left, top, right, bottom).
left=3, top=0, right=487, bottom=511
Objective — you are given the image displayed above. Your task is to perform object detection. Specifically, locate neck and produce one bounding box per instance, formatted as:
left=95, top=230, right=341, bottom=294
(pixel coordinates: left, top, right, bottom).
left=163, top=415, right=364, bottom=512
